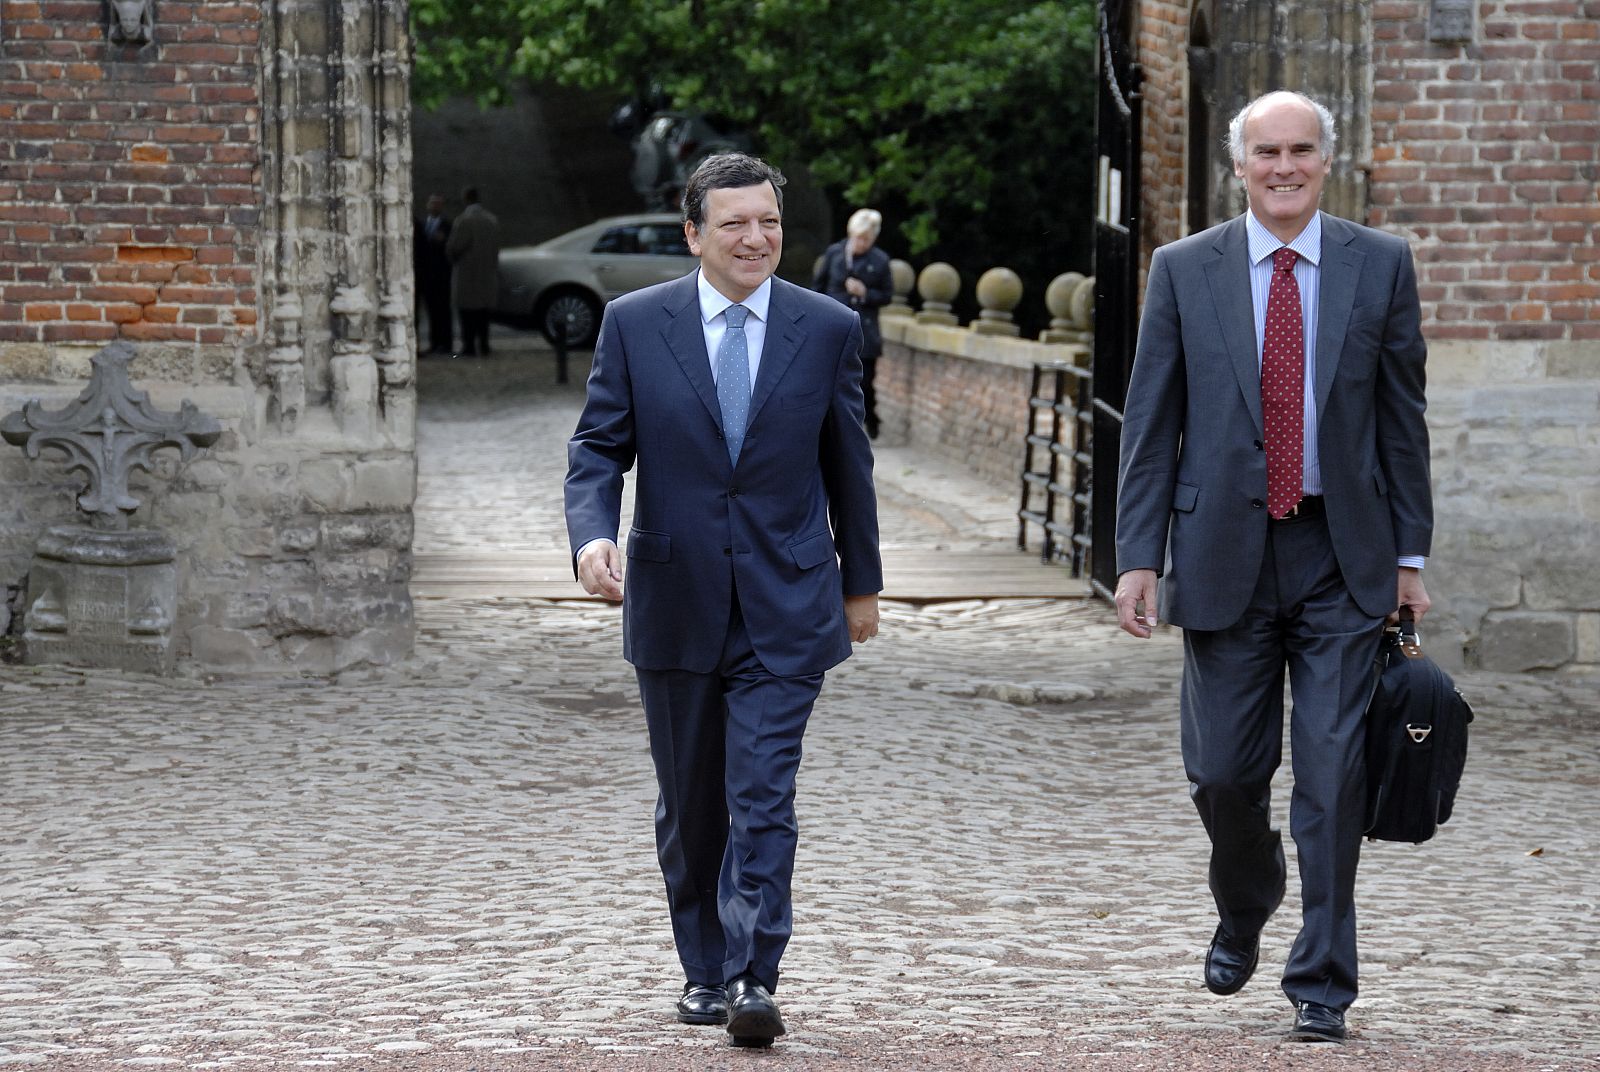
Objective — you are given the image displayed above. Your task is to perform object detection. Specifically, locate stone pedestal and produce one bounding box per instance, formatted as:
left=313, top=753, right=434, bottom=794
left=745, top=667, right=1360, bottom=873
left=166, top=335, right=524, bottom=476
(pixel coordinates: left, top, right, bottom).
left=24, top=526, right=179, bottom=674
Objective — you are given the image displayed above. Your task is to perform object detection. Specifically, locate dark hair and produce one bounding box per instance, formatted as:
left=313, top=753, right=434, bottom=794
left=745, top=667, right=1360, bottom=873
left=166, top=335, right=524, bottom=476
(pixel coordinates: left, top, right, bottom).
left=681, top=153, right=786, bottom=229
left=461, top=186, right=480, bottom=205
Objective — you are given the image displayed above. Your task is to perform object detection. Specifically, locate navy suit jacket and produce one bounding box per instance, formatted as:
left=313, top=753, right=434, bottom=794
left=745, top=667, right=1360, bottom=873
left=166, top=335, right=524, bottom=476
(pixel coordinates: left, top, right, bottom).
left=565, top=272, right=883, bottom=677
left=1115, top=212, right=1432, bottom=631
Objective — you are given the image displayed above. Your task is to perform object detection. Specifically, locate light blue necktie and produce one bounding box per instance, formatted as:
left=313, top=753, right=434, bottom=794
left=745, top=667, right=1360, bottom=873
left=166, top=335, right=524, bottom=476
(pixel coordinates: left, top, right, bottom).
left=716, top=304, right=752, bottom=465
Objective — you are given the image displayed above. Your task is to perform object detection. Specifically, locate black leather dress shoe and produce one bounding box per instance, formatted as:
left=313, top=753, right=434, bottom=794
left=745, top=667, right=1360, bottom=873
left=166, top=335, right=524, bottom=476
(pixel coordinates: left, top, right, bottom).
left=725, top=976, right=786, bottom=1047
left=1204, top=926, right=1261, bottom=995
left=675, top=982, right=728, bottom=1025
left=1289, top=1001, right=1347, bottom=1042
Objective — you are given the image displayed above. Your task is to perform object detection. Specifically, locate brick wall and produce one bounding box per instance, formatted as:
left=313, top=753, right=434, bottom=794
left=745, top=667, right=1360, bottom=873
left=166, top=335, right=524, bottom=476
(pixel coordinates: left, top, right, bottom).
left=1368, top=0, right=1600, bottom=344
left=1, top=3, right=419, bottom=676
left=1367, top=1, right=1600, bottom=672
left=877, top=319, right=1086, bottom=493
left=0, top=0, right=261, bottom=360
left=1137, top=0, right=1191, bottom=260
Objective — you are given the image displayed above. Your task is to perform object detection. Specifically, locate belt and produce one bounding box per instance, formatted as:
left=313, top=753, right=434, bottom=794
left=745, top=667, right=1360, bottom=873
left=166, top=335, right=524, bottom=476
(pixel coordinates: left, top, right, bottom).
left=1271, top=495, right=1325, bottom=524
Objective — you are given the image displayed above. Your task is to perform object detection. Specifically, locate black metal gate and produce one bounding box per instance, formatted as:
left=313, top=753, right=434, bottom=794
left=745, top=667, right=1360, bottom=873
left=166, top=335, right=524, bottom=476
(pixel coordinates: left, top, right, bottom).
left=1089, top=0, right=1142, bottom=601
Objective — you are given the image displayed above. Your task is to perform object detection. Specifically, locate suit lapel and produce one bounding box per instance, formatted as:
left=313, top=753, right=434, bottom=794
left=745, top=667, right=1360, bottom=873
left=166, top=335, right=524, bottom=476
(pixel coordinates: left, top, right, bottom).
left=660, top=274, right=723, bottom=428
left=1204, top=217, right=1264, bottom=439
left=1314, top=213, right=1364, bottom=420
left=747, top=278, right=806, bottom=424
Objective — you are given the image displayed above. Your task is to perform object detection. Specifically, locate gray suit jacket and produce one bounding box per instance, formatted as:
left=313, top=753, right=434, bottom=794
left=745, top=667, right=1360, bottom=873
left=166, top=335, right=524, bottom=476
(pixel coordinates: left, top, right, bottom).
left=1115, top=212, right=1432, bottom=631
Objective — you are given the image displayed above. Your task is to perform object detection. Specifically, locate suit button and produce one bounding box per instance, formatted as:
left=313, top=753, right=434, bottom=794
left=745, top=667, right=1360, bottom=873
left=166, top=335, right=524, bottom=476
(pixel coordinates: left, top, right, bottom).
left=729, top=487, right=741, bottom=498
left=1254, top=439, right=1264, bottom=451
left=1251, top=498, right=1264, bottom=509
left=723, top=547, right=732, bottom=556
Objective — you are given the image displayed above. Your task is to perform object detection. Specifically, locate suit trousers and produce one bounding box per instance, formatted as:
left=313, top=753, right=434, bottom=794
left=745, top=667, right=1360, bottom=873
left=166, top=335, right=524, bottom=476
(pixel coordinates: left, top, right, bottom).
left=1179, top=512, right=1383, bottom=1010
left=635, top=599, right=823, bottom=993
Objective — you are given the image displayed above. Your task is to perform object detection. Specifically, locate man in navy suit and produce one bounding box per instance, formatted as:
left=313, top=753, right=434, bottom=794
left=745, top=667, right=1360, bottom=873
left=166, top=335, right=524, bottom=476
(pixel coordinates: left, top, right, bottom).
left=1115, top=92, right=1433, bottom=1043
left=565, top=153, right=882, bottom=1047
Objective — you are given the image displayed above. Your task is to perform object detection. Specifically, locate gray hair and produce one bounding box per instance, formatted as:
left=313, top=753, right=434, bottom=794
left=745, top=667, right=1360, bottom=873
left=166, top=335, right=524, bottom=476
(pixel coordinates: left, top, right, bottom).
left=846, top=208, right=882, bottom=238
left=681, top=153, right=786, bottom=230
left=1226, top=91, right=1337, bottom=165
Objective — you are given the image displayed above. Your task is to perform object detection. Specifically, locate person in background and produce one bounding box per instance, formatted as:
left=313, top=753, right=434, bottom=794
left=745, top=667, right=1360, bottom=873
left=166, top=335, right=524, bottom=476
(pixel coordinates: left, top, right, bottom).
left=446, top=186, right=500, bottom=357
left=812, top=208, right=892, bottom=438
left=415, top=193, right=453, bottom=356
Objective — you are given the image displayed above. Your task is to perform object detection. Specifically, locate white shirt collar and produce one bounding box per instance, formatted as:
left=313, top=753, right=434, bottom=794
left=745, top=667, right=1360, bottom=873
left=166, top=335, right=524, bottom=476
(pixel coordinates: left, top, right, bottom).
left=1246, top=210, right=1322, bottom=268
left=697, top=270, right=772, bottom=324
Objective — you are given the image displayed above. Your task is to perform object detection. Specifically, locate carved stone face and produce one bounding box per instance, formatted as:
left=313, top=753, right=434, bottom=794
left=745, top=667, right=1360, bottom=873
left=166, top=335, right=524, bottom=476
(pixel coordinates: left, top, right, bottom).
left=110, top=0, right=154, bottom=45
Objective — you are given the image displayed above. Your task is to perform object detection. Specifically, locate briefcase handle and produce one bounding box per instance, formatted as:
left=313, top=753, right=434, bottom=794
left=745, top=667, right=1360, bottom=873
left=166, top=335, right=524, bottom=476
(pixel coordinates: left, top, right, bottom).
left=1396, top=606, right=1424, bottom=660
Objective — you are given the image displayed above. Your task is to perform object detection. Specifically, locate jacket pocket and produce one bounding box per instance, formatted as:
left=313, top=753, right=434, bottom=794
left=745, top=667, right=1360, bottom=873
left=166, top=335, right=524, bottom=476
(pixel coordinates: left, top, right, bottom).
left=1172, top=482, right=1199, bottom=513
left=1349, top=299, right=1389, bottom=325
left=627, top=528, right=671, bottom=562
left=782, top=389, right=824, bottom=410
left=788, top=530, right=835, bottom=570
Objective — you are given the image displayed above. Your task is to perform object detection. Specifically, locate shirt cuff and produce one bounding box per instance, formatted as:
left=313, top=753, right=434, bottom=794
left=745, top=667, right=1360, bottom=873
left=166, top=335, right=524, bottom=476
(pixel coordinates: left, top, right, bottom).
left=1398, top=555, right=1425, bottom=570
left=576, top=537, right=617, bottom=562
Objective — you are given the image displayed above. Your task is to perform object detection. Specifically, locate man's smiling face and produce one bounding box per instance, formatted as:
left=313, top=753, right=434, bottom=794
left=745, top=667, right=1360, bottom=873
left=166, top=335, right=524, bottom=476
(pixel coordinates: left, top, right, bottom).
left=1234, top=93, right=1331, bottom=242
left=685, top=182, right=783, bottom=302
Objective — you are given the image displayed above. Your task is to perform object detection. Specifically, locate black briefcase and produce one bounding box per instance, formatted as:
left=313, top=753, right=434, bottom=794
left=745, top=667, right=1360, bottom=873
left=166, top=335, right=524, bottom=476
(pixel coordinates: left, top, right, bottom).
left=1363, top=611, right=1474, bottom=844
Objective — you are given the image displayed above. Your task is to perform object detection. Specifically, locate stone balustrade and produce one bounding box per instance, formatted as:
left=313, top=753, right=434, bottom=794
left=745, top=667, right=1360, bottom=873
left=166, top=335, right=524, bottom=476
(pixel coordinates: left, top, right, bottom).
left=875, top=262, right=1094, bottom=492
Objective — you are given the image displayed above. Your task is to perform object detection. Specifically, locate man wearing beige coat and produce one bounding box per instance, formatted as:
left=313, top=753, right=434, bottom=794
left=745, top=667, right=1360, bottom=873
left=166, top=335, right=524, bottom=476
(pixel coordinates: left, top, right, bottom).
left=446, top=186, right=500, bottom=357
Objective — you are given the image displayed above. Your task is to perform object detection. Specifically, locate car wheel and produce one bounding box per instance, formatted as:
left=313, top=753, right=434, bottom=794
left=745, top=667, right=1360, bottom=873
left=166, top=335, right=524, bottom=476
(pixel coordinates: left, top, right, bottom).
left=539, top=289, right=600, bottom=349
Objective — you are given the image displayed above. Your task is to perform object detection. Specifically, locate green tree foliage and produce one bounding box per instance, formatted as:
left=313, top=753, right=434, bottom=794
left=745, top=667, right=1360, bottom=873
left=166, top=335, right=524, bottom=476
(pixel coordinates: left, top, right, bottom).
left=412, top=0, right=1098, bottom=320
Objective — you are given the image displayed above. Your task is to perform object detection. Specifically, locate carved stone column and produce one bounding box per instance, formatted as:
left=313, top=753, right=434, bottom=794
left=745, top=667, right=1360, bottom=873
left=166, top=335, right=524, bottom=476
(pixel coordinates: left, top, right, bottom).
left=259, top=0, right=414, bottom=447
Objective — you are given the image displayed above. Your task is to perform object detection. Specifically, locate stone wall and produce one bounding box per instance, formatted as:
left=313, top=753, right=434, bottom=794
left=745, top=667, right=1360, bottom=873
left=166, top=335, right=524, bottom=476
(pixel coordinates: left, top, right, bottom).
left=876, top=318, right=1087, bottom=495
left=1, top=1, right=419, bottom=674
left=1365, top=0, right=1599, bottom=673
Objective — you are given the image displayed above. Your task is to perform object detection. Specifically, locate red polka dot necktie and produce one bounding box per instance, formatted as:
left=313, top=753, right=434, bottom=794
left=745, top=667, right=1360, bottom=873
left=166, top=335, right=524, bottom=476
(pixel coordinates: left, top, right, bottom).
left=1262, top=247, right=1304, bottom=519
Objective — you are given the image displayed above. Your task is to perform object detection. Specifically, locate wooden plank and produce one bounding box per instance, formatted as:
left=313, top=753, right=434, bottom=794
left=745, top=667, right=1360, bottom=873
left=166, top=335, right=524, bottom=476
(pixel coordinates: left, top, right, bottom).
left=411, top=549, right=1089, bottom=601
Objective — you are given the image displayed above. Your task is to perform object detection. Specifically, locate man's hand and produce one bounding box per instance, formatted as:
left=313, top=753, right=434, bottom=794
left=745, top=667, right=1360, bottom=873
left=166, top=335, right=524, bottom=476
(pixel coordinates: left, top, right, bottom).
left=845, top=594, right=880, bottom=643
left=1391, top=566, right=1430, bottom=625
left=576, top=539, right=624, bottom=602
left=1115, top=569, right=1160, bottom=638
left=845, top=277, right=867, bottom=300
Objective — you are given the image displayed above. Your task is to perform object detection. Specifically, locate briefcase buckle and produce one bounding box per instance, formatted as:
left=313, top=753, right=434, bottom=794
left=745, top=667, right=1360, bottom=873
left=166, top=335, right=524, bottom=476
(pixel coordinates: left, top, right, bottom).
left=1406, top=723, right=1432, bottom=744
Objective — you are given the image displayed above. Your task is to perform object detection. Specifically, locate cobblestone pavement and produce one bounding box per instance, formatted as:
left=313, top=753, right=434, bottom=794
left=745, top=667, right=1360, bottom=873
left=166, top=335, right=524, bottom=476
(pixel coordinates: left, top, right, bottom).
left=2, top=337, right=1597, bottom=1070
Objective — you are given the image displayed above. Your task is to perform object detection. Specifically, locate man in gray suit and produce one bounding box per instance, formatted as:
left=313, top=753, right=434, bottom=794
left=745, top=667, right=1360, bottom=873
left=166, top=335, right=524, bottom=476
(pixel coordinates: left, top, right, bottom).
left=1114, top=91, right=1433, bottom=1043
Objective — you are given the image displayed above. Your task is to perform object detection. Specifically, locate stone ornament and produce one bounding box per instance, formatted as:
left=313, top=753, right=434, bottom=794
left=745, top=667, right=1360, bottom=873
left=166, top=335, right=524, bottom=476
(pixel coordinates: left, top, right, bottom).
left=109, top=0, right=154, bottom=45
left=915, top=262, right=961, bottom=326
left=1, top=340, right=221, bottom=531
left=883, top=259, right=916, bottom=319
left=972, top=267, right=1023, bottom=337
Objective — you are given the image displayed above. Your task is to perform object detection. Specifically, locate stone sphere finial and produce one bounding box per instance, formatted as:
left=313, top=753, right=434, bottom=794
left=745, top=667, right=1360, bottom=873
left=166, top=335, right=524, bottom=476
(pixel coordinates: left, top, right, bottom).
left=1070, top=276, right=1096, bottom=331
left=1045, top=272, right=1085, bottom=325
left=1040, top=271, right=1095, bottom=349
left=915, top=262, right=960, bottom=325
left=972, top=267, right=1022, bottom=337
left=883, top=258, right=916, bottom=318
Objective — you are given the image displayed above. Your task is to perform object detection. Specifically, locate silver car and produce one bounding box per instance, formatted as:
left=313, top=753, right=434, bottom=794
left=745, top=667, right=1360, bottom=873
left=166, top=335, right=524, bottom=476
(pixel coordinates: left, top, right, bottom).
left=495, top=214, right=697, bottom=348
